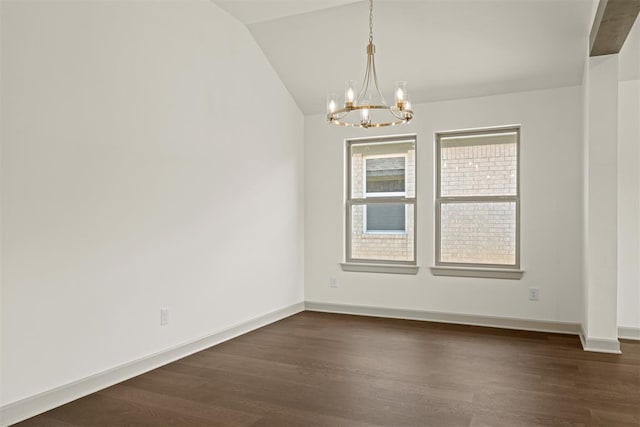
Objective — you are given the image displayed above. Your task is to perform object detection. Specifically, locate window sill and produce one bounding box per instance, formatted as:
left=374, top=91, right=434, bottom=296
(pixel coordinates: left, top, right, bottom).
left=430, top=266, right=524, bottom=280
left=341, top=263, right=419, bottom=275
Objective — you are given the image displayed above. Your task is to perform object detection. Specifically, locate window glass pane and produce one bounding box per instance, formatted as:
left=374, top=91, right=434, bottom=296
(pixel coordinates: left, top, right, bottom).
left=351, top=141, right=415, bottom=199
left=440, top=133, right=517, bottom=197
left=440, top=202, right=516, bottom=265
left=367, top=204, right=405, bottom=231
left=366, top=157, right=405, bottom=194
left=351, top=203, right=414, bottom=262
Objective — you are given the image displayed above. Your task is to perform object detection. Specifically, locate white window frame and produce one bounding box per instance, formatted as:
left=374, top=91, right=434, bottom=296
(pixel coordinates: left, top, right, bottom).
left=433, top=126, right=522, bottom=278
left=344, top=134, right=418, bottom=272
left=363, top=153, right=408, bottom=235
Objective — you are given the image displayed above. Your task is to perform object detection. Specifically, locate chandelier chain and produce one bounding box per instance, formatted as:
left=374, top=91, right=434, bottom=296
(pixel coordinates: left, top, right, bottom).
left=369, top=0, right=374, bottom=43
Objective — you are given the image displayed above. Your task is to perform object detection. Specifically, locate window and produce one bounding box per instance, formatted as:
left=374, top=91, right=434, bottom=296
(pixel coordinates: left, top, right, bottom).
left=345, top=135, right=417, bottom=270
left=364, top=155, right=406, bottom=233
left=434, top=127, right=521, bottom=275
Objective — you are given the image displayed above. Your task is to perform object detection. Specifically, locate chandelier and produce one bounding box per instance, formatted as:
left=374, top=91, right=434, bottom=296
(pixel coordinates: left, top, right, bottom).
left=326, top=0, right=413, bottom=128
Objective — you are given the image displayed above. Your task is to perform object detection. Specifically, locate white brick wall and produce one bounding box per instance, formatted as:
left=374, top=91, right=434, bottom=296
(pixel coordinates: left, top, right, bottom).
left=440, top=202, right=516, bottom=264
left=440, top=141, right=517, bottom=265
left=441, top=143, right=516, bottom=196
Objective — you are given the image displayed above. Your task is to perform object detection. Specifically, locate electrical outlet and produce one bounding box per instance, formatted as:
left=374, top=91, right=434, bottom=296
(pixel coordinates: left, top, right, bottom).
left=329, top=277, right=338, bottom=288
left=160, top=308, right=169, bottom=326
left=528, top=287, right=539, bottom=301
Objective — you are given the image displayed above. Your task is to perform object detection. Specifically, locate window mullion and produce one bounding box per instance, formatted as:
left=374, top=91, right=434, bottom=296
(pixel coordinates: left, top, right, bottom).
left=349, top=197, right=415, bottom=205
left=437, top=195, right=518, bottom=203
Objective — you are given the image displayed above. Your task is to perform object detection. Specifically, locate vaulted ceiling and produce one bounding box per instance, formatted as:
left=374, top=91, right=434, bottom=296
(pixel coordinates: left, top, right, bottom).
left=213, top=0, right=595, bottom=115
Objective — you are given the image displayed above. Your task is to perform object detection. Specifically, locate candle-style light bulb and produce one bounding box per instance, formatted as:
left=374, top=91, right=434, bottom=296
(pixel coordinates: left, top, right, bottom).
left=345, top=80, right=357, bottom=107
left=403, top=100, right=412, bottom=119
left=395, top=81, right=407, bottom=109
left=326, top=93, right=338, bottom=118
left=360, top=108, right=370, bottom=126
left=327, top=93, right=338, bottom=121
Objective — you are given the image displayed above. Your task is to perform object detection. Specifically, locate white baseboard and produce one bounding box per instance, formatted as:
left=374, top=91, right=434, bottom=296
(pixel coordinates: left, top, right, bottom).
left=578, top=325, right=622, bottom=354
left=618, top=326, right=640, bottom=340
left=0, top=302, right=305, bottom=427
left=304, top=301, right=582, bottom=335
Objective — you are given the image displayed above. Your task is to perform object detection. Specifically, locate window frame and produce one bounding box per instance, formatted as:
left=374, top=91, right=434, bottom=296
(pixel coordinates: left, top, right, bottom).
left=345, top=134, right=418, bottom=266
left=435, top=126, right=521, bottom=270
left=363, top=152, right=408, bottom=235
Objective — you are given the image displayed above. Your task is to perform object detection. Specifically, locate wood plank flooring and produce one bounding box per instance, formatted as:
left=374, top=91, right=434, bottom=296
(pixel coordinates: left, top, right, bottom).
left=15, top=312, right=640, bottom=426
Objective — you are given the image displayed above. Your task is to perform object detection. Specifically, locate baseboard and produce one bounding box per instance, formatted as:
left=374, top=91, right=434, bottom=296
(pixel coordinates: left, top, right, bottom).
left=0, top=301, right=305, bottom=427
left=304, top=301, right=581, bottom=335
left=579, top=324, right=622, bottom=354
left=618, top=326, right=640, bottom=340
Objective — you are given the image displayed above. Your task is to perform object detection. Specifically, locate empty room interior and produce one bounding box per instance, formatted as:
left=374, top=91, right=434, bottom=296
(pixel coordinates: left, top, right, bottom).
left=1, top=0, right=639, bottom=425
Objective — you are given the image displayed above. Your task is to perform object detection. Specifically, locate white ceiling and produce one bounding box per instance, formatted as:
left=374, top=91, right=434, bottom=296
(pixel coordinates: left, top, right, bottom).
left=214, top=1, right=360, bottom=24
left=214, top=0, right=595, bottom=115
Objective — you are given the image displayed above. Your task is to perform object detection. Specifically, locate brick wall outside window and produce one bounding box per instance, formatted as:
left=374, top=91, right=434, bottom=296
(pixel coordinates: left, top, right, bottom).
left=437, top=130, right=519, bottom=266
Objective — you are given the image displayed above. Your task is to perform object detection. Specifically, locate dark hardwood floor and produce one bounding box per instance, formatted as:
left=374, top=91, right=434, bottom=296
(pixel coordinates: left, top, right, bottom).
left=16, top=311, right=640, bottom=426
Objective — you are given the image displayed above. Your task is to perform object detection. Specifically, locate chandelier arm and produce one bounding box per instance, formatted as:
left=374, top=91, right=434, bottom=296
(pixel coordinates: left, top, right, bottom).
left=359, top=53, right=372, bottom=101
left=370, top=52, right=387, bottom=104
left=390, top=107, right=413, bottom=119
left=390, top=109, right=404, bottom=119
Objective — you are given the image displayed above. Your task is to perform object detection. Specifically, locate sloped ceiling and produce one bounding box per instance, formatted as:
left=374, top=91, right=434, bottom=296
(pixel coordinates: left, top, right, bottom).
left=214, top=0, right=595, bottom=115
left=214, top=1, right=360, bottom=24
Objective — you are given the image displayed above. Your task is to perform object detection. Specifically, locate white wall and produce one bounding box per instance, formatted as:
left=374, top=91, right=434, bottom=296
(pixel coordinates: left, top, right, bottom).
left=1, top=0, right=304, bottom=406
left=617, top=17, right=640, bottom=332
left=305, top=86, right=583, bottom=323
